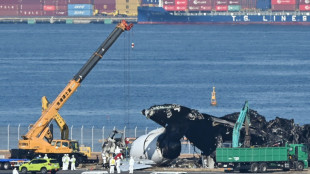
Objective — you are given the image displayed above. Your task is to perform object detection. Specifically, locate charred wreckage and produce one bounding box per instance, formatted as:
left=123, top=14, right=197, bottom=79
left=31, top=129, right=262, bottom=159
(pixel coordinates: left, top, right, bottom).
left=139, top=104, right=310, bottom=165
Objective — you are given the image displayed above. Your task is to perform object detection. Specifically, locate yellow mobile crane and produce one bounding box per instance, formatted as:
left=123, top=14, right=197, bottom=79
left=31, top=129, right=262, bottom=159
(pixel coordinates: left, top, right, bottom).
left=10, top=20, right=133, bottom=166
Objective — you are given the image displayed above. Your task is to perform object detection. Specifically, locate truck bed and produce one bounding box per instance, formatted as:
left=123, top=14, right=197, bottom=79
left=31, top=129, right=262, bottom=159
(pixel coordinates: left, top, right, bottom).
left=216, top=147, right=288, bottom=163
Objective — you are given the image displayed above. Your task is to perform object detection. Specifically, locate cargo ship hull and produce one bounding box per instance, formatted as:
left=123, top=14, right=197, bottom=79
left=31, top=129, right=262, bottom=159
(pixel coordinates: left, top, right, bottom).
left=138, top=6, right=310, bottom=25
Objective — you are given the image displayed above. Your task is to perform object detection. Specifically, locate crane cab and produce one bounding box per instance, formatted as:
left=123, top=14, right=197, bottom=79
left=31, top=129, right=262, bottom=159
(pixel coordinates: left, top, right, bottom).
left=50, top=140, right=75, bottom=153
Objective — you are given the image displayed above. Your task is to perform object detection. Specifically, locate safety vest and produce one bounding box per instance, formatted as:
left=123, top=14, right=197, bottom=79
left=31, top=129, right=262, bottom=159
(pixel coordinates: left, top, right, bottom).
left=71, top=158, right=76, bottom=164
left=110, top=159, right=115, bottom=166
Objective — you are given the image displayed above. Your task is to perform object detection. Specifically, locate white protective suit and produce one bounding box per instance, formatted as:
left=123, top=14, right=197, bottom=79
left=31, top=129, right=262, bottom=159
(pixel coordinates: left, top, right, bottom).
left=12, top=168, right=19, bottom=174
left=116, top=157, right=121, bottom=173
left=129, top=156, right=134, bottom=174
left=43, top=154, right=48, bottom=159
left=109, top=158, right=115, bottom=173
left=62, top=155, right=66, bottom=170
left=70, top=155, right=76, bottom=170
left=65, top=154, right=70, bottom=170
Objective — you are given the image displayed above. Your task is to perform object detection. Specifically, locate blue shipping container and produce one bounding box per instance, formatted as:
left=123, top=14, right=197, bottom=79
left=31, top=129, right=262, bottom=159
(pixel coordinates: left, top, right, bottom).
left=68, top=4, right=93, bottom=10
left=141, top=0, right=159, bottom=5
left=68, top=10, right=93, bottom=16
left=256, top=0, right=271, bottom=10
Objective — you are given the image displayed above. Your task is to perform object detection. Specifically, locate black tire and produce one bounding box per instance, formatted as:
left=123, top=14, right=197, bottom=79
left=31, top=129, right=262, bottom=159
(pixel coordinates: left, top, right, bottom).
left=51, top=170, right=57, bottom=174
left=250, top=163, right=259, bottom=173
left=40, top=167, right=47, bottom=174
left=296, top=161, right=304, bottom=171
left=259, top=163, right=268, bottom=173
left=21, top=167, right=28, bottom=174
left=3, top=162, right=11, bottom=170
left=239, top=169, right=248, bottom=173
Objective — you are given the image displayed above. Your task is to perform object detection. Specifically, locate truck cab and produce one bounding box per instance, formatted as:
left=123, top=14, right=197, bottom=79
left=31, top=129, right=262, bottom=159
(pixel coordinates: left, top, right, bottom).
left=288, top=144, right=308, bottom=169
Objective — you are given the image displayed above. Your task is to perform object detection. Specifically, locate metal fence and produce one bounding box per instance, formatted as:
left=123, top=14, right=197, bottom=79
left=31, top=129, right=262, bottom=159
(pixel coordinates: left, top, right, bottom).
left=0, top=125, right=199, bottom=154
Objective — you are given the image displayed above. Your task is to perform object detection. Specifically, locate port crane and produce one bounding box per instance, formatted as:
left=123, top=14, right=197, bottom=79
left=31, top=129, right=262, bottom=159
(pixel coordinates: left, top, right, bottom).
left=232, top=101, right=251, bottom=148
left=11, top=20, right=133, bottom=165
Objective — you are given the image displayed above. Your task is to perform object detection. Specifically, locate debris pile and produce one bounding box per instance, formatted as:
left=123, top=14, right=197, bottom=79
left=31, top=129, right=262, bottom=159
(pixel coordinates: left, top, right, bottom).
left=142, top=104, right=310, bottom=162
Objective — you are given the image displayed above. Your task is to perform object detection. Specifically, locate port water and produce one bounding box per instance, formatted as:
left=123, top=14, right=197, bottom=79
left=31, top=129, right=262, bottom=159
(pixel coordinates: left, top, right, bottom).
left=0, top=24, right=310, bottom=148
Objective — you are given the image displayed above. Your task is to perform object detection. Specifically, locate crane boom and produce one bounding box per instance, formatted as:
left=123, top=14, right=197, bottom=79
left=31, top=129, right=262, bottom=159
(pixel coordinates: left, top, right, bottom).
left=22, top=20, right=133, bottom=141
left=42, top=96, right=69, bottom=140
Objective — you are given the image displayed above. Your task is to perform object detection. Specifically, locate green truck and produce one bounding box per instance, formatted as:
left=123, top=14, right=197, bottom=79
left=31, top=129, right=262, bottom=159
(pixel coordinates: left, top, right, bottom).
left=216, top=144, right=308, bottom=173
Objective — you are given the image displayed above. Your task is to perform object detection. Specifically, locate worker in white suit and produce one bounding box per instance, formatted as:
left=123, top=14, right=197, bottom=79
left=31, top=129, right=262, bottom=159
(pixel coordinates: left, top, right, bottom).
left=70, top=155, right=76, bottom=170
left=12, top=168, right=19, bottom=174
left=116, top=157, right=121, bottom=173
left=129, top=156, right=134, bottom=174
left=43, top=154, right=48, bottom=159
left=62, top=154, right=66, bottom=170
left=65, top=154, right=70, bottom=170
left=109, top=157, right=115, bottom=173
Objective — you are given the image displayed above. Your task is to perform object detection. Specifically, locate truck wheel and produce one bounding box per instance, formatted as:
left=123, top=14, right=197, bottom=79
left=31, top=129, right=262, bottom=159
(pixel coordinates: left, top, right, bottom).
left=239, top=169, right=248, bottom=173
left=296, top=162, right=304, bottom=171
left=21, top=167, right=28, bottom=174
left=3, top=162, right=11, bottom=170
left=40, top=167, right=47, bottom=174
left=259, top=163, right=267, bottom=173
left=250, top=163, right=259, bottom=173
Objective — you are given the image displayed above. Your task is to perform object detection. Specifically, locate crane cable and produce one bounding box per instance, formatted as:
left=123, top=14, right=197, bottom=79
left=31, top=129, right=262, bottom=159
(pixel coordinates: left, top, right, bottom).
left=123, top=27, right=134, bottom=129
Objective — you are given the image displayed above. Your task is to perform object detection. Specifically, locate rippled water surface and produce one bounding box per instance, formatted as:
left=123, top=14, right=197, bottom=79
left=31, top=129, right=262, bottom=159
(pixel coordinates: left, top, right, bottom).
left=0, top=24, right=310, bottom=130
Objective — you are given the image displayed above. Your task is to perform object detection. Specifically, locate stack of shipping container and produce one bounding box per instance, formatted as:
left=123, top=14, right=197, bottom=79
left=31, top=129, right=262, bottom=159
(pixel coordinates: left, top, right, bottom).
left=20, top=0, right=43, bottom=16
left=299, top=0, right=310, bottom=11
left=0, top=0, right=19, bottom=16
left=0, top=0, right=310, bottom=17
left=162, top=0, right=256, bottom=11
left=188, top=0, right=212, bottom=11
left=56, top=0, right=68, bottom=16
left=43, top=0, right=56, bottom=16
left=116, top=0, right=140, bottom=16
left=271, top=0, right=296, bottom=11
left=94, top=0, right=116, bottom=15
left=141, top=0, right=160, bottom=6
left=146, top=0, right=310, bottom=11
left=256, top=0, right=271, bottom=10
left=68, top=3, right=93, bottom=16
